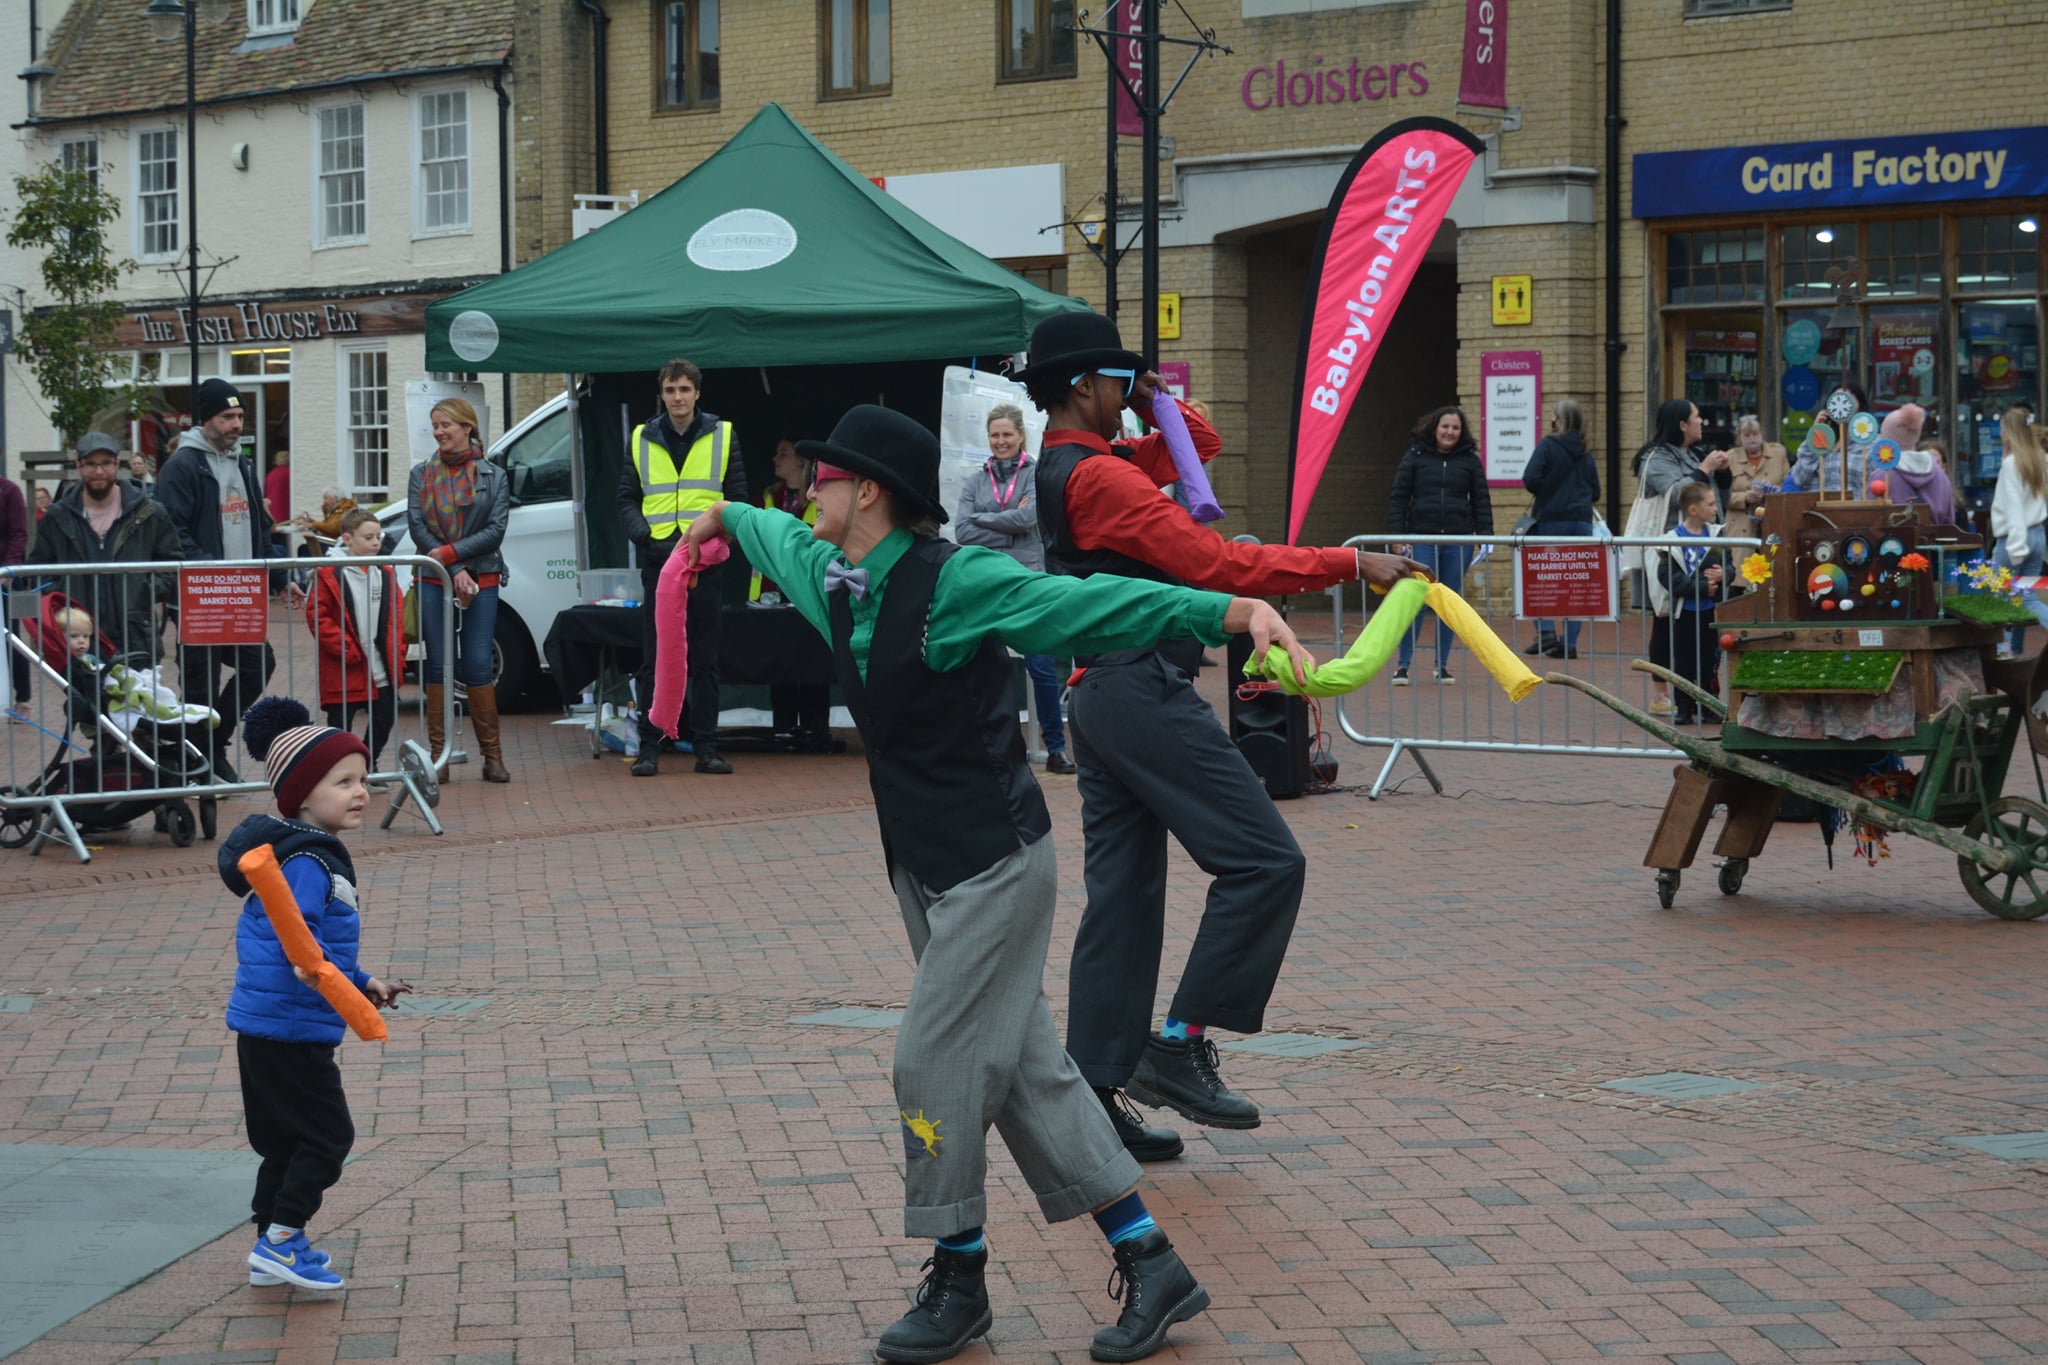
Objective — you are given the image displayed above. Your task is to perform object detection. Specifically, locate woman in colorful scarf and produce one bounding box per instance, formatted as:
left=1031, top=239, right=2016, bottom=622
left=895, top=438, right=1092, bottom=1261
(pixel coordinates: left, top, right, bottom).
left=405, top=398, right=512, bottom=782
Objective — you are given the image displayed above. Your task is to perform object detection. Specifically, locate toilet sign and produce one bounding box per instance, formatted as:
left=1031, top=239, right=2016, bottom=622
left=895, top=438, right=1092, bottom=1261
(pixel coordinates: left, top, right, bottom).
left=1158, top=292, right=1182, bottom=340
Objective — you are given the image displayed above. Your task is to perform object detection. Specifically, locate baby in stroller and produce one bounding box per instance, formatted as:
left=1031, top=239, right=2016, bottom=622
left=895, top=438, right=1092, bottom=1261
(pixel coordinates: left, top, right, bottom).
left=0, top=594, right=219, bottom=854
left=53, top=604, right=218, bottom=733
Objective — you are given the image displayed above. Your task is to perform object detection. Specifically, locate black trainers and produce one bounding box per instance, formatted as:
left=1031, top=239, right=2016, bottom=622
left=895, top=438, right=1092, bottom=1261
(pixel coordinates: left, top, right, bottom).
left=1125, top=1037, right=1260, bottom=1130
left=1089, top=1229, right=1211, bottom=1362
left=630, top=753, right=658, bottom=777
left=1391, top=668, right=1410, bottom=687
left=875, top=1244, right=992, bottom=1364
left=1095, top=1086, right=1184, bottom=1162
left=694, top=751, right=733, bottom=775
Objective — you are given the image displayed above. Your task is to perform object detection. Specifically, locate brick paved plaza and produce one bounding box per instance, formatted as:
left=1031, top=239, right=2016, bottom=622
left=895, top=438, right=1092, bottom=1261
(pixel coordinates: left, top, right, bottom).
left=5, top=660, right=2048, bottom=1364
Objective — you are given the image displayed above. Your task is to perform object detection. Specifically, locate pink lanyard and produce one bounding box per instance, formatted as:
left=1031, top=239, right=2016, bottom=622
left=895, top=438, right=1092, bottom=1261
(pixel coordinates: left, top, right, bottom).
left=988, top=455, right=1029, bottom=508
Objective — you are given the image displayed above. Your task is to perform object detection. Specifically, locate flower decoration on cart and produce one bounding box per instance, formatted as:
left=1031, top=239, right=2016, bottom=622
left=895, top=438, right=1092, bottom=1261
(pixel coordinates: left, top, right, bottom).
left=1941, top=556, right=2037, bottom=626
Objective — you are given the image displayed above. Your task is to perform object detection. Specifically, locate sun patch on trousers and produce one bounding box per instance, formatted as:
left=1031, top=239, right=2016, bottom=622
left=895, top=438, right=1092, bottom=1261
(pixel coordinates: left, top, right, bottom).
left=901, top=1108, right=944, bottom=1160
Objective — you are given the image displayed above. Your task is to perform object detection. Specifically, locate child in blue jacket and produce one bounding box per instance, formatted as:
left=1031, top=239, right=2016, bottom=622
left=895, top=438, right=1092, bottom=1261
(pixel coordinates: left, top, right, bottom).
left=219, top=697, right=401, bottom=1291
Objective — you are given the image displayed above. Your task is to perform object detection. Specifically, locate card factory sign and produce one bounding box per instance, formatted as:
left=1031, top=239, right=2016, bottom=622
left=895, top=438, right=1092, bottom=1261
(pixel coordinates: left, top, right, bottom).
left=1633, top=125, right=2048, bottom=218
left=114, top=292, right=440, bottom=350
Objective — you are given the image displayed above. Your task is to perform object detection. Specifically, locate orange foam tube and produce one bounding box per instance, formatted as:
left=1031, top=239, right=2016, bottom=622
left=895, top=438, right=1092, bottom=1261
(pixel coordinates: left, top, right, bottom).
left=237, top=844, right=387, bottom=1043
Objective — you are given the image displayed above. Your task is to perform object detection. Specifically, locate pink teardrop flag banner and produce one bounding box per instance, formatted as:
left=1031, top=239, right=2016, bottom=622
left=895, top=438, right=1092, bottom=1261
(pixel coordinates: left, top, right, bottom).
left=651, top=536, right=731, bottom=741
left=1287, top=117, right=1485, bottom=544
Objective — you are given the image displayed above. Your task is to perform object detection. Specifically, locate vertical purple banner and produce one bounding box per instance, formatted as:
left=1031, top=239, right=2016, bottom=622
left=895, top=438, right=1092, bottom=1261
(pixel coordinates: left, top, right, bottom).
left=1115, top=0, right=1144, bottom=137
left=1458, top=0, right=1507, bottom=110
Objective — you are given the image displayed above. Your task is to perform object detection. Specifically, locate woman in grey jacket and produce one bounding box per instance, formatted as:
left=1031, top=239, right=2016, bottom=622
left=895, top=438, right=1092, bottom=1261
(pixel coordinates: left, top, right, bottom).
left=1630, top=399, right=1731, bottom=714
left=407, top=397, right=512, bottom=781
left=953, top=404, right=1072, bottom=773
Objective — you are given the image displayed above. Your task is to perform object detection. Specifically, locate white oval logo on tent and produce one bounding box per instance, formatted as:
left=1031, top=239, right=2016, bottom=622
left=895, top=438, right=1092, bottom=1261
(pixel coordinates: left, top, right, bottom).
left=448, top=310, right=500, bottom=363
left=687, top=209, right=798, bottom=272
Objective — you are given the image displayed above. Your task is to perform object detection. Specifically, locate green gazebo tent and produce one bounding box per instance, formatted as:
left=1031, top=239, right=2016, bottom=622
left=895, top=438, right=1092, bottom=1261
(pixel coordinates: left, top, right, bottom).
left=425, top=102, right=1086, bottom=373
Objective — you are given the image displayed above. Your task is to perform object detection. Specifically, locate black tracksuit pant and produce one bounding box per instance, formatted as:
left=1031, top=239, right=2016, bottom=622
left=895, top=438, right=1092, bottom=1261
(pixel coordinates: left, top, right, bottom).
left=237, top=1032, right=354, bottom=1231
left=1064, top=650, right=1308, bottom=1088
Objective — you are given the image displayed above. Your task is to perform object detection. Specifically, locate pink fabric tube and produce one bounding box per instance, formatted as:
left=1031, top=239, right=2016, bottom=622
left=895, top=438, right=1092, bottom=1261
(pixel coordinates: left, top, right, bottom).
left=1149, top=395, right=1223, bottom=524
left=650, top=536, right=730, bottom=740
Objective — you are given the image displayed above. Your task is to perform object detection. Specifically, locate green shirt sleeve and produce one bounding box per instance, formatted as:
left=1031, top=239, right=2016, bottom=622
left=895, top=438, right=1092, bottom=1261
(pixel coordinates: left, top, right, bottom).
left=724, top=503, right=836, bottom=639
left=925, top=544, right=1233, bottom=672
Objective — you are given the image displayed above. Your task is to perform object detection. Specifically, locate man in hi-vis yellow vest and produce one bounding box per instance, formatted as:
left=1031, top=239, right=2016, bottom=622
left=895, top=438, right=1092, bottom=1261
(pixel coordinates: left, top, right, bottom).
left=617, top=358, right=749, bottom=775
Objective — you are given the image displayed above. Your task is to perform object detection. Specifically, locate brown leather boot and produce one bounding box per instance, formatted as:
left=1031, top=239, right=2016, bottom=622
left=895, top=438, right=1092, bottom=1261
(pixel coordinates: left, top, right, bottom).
left=424, top=684, right=448, bottom=774
left=467, top=683, right=511, bottom=782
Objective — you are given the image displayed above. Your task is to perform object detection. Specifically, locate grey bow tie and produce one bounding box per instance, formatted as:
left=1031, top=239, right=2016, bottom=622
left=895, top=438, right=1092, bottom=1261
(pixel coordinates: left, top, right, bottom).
left=824, top=561, right=869, bottom=600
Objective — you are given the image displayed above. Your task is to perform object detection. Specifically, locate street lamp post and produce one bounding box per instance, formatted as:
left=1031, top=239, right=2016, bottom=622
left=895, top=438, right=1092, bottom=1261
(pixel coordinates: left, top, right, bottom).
left=145, top=0, right=201, bottom=397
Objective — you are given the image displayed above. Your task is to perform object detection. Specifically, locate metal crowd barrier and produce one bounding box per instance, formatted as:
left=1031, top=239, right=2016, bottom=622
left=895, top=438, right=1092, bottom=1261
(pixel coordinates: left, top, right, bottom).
left=2, top=553, right=457, bottom=863
left=1330, top=532, right=1765, bottom=798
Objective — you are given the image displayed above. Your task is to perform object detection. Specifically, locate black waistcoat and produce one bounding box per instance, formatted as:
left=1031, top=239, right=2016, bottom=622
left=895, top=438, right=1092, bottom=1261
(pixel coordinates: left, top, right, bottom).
left=829, top=537, right=1051, bottom=892
left=1034, top=437, right=1203, bottom=674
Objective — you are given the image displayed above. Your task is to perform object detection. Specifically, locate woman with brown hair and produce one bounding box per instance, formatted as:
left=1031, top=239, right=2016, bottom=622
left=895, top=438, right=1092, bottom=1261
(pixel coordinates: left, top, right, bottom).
left=406, top=397, right=512, bottom=781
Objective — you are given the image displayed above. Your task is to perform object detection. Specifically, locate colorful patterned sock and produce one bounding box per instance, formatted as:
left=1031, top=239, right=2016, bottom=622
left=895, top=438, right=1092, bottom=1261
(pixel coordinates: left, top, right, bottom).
left=1092, top=1192, right=1156, bottom=1246
left=936, top=1227, right=985, bottom=1255
left=1160, top=1016, right=1205, bottom=1042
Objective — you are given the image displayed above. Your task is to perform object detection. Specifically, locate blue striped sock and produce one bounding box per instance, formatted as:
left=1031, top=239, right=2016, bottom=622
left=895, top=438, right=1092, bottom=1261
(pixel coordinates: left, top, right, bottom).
left=936, top=1227, right=985, bottom=1255
left=1092, top=1192, right=1156, bottom=1246
left=1160, top=1016, right=1205, bottom=1042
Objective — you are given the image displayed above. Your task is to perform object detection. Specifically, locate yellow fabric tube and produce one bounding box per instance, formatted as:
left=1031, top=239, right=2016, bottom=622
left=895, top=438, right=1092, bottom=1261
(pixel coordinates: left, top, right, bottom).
left=1423, top=581, right=1543, bottom=702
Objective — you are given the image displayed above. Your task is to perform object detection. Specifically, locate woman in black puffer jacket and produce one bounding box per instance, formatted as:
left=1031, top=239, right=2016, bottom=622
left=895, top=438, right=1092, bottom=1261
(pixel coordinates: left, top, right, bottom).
left=1389, top=404, right=1491, bottom=684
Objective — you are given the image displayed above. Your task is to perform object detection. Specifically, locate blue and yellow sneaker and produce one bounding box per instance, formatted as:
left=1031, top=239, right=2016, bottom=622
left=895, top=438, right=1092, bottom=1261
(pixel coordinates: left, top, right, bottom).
left=248, top=1231, right=344, bottom=1289
left=249, top=1242, right=330, bottom=1287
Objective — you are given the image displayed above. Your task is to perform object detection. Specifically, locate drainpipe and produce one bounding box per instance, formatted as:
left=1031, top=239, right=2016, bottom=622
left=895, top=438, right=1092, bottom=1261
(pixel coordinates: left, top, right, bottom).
left=492, top=65, right=512, bottom=431
left=1603, top=0, right=1626, bottom=528
left=576, top=0, right=609, bottom=195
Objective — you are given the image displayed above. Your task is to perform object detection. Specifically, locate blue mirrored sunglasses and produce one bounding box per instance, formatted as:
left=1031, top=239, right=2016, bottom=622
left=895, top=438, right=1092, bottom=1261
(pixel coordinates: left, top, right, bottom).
left=1070, top=367, right=1137, bottom=398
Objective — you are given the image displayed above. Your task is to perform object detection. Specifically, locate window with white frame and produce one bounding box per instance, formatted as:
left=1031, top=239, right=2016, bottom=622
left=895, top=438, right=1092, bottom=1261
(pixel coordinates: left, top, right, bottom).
left=314, top=103, right=366, bottom=246
left=136, top=128, right=180, bottom=260
left=60, top=137, right=99, bottom=190
left=415, top=90, right=471, bottom=236
left=342, top=346, right=391, bottom=498
left=248, top=0, right=302, bottom=36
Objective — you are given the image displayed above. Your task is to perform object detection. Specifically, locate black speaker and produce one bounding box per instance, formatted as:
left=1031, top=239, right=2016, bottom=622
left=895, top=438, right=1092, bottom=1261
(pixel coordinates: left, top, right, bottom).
left=1226, top=632, right=1312, bottom=799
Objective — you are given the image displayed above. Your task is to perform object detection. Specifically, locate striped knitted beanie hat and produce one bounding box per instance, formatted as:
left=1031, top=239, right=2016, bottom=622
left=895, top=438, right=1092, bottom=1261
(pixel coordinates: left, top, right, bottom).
left=241, top=697, right=370, bottom=818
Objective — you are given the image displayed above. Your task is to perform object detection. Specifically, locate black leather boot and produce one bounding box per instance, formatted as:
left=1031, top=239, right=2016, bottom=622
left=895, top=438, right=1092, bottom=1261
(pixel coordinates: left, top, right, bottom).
left=1095, top=1087, right=1184, bottom=1162
left=875, top=1244, right=992, bottom=1364
left=1125, top=1036, right=1260, bottom=1129
left=1089, top=1229, right=1210, bottom=1361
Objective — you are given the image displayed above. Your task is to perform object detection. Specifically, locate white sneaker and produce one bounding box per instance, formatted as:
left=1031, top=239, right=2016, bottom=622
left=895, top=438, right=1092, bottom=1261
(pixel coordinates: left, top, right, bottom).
left=1391, top=668, right=1410, bottom=687
left=1435, top=668, right=1456, bottom=685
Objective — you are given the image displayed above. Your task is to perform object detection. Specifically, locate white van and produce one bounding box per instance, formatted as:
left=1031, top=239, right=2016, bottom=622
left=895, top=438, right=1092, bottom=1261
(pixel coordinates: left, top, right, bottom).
left=377, top=395, right=582, bottom=708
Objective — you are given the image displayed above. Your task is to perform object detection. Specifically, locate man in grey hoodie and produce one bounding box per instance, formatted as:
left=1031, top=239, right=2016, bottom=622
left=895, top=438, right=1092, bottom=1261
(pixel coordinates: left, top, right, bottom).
left=156, top=378, right=281, bottom=777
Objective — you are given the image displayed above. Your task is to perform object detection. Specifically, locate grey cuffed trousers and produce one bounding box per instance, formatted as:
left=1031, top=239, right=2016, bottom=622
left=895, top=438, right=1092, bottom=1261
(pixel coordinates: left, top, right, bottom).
left=890, top=835, right=1142, bottom=1238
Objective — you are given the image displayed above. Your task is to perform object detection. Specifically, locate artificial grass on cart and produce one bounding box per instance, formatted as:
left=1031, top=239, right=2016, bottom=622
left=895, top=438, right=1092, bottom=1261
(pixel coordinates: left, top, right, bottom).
left=1730, top=649, right=1905, bottom=693
left=1941, top=593, right=2040, bottom=626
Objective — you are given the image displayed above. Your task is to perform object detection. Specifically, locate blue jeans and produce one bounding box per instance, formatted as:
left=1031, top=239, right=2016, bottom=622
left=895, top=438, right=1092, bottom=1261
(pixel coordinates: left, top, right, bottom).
left=1994, top=528, right=2048, bottom=654
left=1023, top=653, right=1065, bottom=755
left=1532, top=520, right=1595, bottom=649
left=1397, top=542, right=1471, bottom=671
left=420, top=581, right=498, bottom=687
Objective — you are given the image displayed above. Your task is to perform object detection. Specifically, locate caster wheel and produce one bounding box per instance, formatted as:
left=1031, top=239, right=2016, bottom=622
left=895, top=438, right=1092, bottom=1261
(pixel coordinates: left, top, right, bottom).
left=164, top=803, right=197, bottom=848
left=1717, top=858, right=1748, bottom=896
left=0, top=786, right=37, bottom=849
left=199, top=796, right=218, bottom=841
left=1655, top=869, right=1680, bottom=909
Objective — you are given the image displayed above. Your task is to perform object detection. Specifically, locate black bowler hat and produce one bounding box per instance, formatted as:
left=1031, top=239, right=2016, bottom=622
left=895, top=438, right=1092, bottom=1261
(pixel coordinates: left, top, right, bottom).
left=797, top=405, right=949, bottom=526
left=1011, top=310, right=1148, bottom=385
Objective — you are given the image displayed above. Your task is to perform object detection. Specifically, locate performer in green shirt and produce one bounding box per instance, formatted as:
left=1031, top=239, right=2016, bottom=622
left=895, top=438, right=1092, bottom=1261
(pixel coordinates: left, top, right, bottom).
left=686, top=404, right=1310, bottom=1364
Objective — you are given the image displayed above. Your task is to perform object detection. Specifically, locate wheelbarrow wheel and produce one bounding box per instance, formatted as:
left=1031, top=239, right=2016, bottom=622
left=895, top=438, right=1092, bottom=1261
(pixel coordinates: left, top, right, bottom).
left=1655, top=869, right=1680, bottom=909
left=1958, top=797, right=2048, bottom=921
left=1717, top=858, right=1748, bottom=895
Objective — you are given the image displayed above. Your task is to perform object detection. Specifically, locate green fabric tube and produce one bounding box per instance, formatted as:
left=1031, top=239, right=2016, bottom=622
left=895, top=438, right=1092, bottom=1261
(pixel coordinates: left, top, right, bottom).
left=1245, top=576, right=1430, bottom=697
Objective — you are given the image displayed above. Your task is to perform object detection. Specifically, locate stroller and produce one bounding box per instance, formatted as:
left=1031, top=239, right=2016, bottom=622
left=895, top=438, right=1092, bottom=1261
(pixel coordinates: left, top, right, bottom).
left=0, top=592, right=218, bottom=857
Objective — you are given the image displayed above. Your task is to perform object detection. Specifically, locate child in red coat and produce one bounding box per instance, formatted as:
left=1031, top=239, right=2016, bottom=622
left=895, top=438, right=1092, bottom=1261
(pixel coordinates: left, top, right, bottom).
left=306, top=510, right=403, bottom=767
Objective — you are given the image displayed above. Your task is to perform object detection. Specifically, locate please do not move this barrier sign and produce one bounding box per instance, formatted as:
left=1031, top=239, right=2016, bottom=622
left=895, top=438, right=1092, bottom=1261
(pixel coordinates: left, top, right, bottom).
left=178, top=568, right=270, bottom=646
left=1514, top=543, right=1618, bottom=621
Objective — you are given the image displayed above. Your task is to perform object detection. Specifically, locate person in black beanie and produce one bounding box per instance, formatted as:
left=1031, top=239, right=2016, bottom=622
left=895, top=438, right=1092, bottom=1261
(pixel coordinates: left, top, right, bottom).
left=157, top=377, right=283, bottom=779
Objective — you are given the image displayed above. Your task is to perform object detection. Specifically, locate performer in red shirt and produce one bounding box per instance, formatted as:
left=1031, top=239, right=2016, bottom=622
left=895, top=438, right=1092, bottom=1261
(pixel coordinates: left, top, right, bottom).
left=1020, top=311, right=1425, bottom=1159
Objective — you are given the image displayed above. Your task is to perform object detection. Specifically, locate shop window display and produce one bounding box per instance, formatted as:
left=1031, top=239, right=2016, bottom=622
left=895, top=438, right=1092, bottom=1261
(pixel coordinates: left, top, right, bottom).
left=1955, top=301, right=2040, bottom=484
left=1681, top=317, right=1761, bottom=445
left=1666, top=227, right=1765, bottom=303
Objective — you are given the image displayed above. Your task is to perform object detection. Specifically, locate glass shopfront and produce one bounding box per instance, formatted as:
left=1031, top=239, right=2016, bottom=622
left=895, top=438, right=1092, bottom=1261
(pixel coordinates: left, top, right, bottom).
left=1657, top=208, right=2046, bottom=496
